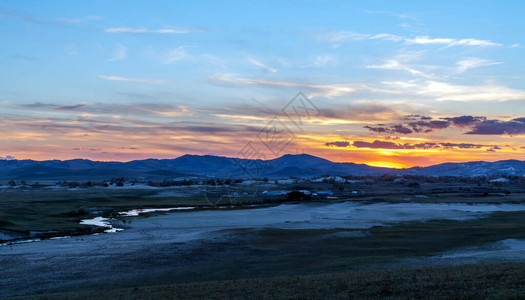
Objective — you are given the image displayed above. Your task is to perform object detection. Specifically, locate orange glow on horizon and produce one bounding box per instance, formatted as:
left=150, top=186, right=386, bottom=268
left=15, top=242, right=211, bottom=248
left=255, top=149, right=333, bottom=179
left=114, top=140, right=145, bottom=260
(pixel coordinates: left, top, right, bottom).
left=364, top=161, right=407, bottom=169
left=1, top=126, right=524, bottom=167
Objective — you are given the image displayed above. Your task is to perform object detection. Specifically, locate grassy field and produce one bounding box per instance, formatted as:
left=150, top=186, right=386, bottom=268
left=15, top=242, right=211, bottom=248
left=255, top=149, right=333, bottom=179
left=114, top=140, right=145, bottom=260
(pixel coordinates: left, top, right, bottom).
left=187, top=211, right=525, bottom=279
left=9, top=263, right=525, bottom=299
left=1, top=184, right=524, bottom=298
left=0, top=187, right=228, bottom=238
left=0, top=181, right=524, bottom=241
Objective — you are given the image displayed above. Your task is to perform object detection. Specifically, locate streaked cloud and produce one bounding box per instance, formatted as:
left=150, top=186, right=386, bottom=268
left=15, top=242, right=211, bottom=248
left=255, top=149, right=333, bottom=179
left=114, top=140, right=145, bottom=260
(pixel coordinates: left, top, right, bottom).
left=317, top=31, right=501, bottom=47
left=98, top=75, right=168, bottom=85
left=380, top=80, right=525, bottom=102
left=210, top=73, right=357, bottom=97
left=405, top=36, right=500, bottom=47
left=164, top=46, right=187, bottom=64
left=456, top=57, right=501, bottom=73
left=367, top=60, right=429, bottom=77
left=104, top=27, right=194, bottom=34
left=246, top=57, right=277, bottom=73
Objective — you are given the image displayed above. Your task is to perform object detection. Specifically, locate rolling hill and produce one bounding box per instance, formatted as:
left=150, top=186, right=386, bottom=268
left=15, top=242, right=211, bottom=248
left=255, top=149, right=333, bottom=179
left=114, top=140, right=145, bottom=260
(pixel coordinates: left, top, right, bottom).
left=1, top=154, right=524, bottom=181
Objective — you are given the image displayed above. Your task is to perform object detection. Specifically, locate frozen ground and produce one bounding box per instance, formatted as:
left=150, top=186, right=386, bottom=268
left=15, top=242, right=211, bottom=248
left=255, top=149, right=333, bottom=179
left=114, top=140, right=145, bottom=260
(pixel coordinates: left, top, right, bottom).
left=1, top=201, right=524, bottom=297
left=66, top=202, right=525, bottom=243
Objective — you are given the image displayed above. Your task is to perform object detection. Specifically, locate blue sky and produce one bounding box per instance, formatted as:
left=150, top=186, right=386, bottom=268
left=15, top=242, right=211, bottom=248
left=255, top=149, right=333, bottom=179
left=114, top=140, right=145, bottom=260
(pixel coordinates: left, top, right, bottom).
left=1, top=0, right=524, bottom=166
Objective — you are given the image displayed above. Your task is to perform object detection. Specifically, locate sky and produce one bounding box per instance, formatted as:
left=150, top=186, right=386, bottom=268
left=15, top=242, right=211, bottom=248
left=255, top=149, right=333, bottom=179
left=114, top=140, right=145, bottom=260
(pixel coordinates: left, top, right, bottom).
left=1, top=0, right=525, bottom=168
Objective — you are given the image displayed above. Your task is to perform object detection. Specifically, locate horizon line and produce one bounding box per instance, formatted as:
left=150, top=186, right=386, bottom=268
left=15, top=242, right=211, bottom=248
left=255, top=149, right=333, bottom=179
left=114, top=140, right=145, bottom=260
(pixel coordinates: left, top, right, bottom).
left=1, top=153, right=523, bottom=170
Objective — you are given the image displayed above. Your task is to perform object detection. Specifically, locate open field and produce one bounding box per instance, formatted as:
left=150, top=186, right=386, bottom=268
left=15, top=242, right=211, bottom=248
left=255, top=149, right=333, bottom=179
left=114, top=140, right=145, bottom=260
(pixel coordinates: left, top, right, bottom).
left=9, top=263, right=525, bottom=299
left=1, top=181, right=524, bottom=298
left=1, top=180, right=524, bottom=241
left=1, top=201, right=524, bottom=298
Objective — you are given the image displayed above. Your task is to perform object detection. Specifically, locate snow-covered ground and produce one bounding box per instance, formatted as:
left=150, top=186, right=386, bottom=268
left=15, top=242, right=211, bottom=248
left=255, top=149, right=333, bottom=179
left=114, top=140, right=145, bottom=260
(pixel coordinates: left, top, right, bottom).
left=72, top=202, right=525, bottom=244
left=1, top=201, right=524, bottom=298
left=80, top=217, right=123, bottom=233
left=119, top=207, right=195, bottom=217
left=6, top=201, right=525, bottom=248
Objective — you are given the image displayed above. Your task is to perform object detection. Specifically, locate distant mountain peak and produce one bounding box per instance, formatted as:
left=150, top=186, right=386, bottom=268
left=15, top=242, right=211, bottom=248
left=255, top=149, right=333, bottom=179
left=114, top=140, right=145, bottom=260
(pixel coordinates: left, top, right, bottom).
left=0, top=154, right=524, bottom=180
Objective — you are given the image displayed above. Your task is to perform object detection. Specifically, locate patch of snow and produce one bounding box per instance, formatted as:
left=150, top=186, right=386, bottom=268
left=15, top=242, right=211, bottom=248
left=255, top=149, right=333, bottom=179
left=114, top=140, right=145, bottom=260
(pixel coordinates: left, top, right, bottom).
left=1, top=239, right=41, bottom=247
left=120, top=202, right=525, bottom=236
left=50, top=236, right=71, bottom=240
left=80, top=217, right=123, bottom=233
left=96, top=184, right=160, bottom=190
left=490, top=177, right=509, bottom=183
left=119, top=207, right=195, bottom=217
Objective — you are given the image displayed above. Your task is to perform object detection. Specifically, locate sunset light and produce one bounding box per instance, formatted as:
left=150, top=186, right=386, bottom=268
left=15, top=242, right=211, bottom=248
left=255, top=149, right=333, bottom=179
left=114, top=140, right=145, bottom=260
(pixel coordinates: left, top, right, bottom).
left=2, top=2, right=525, bottom=298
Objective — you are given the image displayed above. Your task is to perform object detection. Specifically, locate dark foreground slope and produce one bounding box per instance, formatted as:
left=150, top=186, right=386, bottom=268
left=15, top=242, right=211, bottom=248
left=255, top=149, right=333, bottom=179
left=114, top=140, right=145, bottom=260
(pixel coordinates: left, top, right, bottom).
left=10, top=263, right=525, bottom=300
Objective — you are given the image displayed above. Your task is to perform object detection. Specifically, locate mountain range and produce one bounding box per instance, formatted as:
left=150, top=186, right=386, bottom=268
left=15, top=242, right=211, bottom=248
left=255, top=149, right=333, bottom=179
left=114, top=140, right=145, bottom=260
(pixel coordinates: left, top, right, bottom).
left=1, top=154, right=524, bottom=181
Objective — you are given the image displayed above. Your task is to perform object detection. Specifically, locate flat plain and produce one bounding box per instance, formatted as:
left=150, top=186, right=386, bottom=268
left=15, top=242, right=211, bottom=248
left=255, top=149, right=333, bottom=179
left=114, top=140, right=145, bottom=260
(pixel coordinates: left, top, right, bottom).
left=1, top=180, right=524, bottom=298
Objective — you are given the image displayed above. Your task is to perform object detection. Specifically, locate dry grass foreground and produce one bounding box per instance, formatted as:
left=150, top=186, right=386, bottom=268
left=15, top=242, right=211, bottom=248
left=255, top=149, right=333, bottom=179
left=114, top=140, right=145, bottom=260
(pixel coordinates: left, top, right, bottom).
left=9, top=263, right=525, bottom=300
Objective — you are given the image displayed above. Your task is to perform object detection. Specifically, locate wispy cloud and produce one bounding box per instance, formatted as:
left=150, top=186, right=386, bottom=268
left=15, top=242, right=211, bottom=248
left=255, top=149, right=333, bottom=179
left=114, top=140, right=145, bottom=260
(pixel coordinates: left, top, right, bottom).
left=317, top=31, right=501, bottom=47
left=246, top=57, right=277, bottom=73
left=455, top=57, right=501, bottom=73
left=319, top=31, right=374, bottom=42
left=108, top=44, right=127, bottom=61
left=405, top=36, right=500, bottom=47
left=164, top=46, right=187, bottom=64
left=202, top=54, right=227, bottom=69
left=98, top=75, right=167, bottom=85
left=367, top=60, right=429, bottom=77
left=211, top=73, right=358, bottom=97
left=105, top=27, right=194, bottom=34
left=381, top=80, right=525, bottom=102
